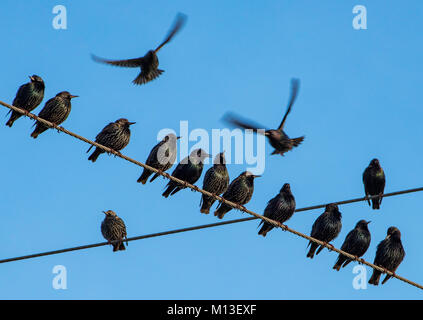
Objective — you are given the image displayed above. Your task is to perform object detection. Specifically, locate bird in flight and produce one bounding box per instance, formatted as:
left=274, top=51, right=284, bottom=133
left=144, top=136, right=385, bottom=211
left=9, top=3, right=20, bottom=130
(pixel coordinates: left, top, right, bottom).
left=91, top=13, right=187, bottom=85
left=223, top=78, right=304, bottom=156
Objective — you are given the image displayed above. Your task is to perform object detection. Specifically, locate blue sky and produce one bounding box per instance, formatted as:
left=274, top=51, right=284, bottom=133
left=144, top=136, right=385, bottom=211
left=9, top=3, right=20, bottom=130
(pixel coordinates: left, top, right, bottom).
left=0, top=0, right=422, bottom=299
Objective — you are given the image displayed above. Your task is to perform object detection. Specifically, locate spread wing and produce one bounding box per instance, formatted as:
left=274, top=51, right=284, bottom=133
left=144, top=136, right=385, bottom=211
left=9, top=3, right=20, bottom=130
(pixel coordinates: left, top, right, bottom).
left=277, top=78, right=300, bottom=131
left=222, top=112, right=268, bottom=135
left=154, top=13, right=187, bottom=52
left=91, top=54, right=144, bottom=68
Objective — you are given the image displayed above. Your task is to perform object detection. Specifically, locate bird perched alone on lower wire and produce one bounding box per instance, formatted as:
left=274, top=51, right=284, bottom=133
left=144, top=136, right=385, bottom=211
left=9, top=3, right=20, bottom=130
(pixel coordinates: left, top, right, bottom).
left=101, top=210, right=128, bottom=252
left=30, top=91, right=78, bottom=139
left=363, top=158, right=386, bottom=210
left=258, top=183, right=296, bottom=237
left=137, top=134, right=180, bottom=184
left=87, top=118, right=136, bottom=162
left=162, top=148, right=210, bottom=198
left=92, top=13, right=187, bottom=86
left=200, top=152, right=230, bottom=214
left=368, top=226, right=405, bottom=286
left=333, top=220, right=371, bottom=271
left=6, top=75, right=45, bottom=127
left=214, top=171, right=260, bottom=219
left=223, top=78, right=304, bottom=156
left=306, top=203, right=342, bottom=259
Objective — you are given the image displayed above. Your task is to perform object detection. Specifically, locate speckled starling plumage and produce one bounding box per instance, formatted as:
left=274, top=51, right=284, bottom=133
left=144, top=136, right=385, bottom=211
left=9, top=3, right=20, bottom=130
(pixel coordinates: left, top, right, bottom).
left=137, top=134, right=180, bottom=184
left=223, top=78, right=304, bottom=156
left=30, top=91, right=78, bottom=139
left=214, top=171, right=260, bottom=219
left=258, top=183, right=296, bottom=237
left=6, top=75, right=45, bottom=127
left=333, top=220, right=371, bottom=271
left=307, top=203, right=342, bottom=259
left=368, top=226, right=405, bottom=286
left=87, top=118, right=135, bottom=162
left=200, top=152, right=230, bottom=214
left=162, top=148, right=210, bottom=198
left=101, top=210, right=128, bottom=252
left=92, top=13, right=187, bottom=85
left=363, top=158, right=386, bottom=210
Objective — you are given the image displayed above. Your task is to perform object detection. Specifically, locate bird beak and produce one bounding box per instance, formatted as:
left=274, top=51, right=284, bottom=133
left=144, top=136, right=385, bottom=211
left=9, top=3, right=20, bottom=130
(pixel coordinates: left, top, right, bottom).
left=366, top=221, right=371, bottom=225
left=128, top=122, right=136, bottom=125
left=70, top=95, right=79, bottom=99
left=28, top=75, right=34, bottom=81
left=385, top=234, right=391, bottom=240
left=176, top=136, right=181, bottom=140
left=102, top=211, right=107, bottom=214
left=253, top=175, right=261, bottom=178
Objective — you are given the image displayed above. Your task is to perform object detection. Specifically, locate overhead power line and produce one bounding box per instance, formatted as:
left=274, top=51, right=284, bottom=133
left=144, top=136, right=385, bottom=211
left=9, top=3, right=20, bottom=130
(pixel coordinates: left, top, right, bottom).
left=1, top=100, right=422, bottom=291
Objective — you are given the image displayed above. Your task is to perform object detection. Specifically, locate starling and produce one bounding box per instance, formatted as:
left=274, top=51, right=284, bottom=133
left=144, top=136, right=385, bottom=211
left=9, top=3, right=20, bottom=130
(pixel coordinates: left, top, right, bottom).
left=87, top=118, right=135, bottom=162
left=137, top=134, right=180, bottom=184
left=258, top=183, right=296, bottom=237
left=162, top=148, right=210, bottom=198
left=223, top=78, right=304, bottom=156
left=6, top=75, right=45, bottom=127
left=200, top=152, right=230, bottom=214
left=363, top=158, right=386, bottom=210
left=92, top=13, right=187, bottom=85
left=30, top=91, right=78, bottom=139
left=333, top=220, right=371, bottom=271
left=306, top=203, right=342, bottom=259
left=214, top=171, right=260, bottom=219
left=368, top=226, right=405, bottom=286
left=101, top=210, right=128, bottom=252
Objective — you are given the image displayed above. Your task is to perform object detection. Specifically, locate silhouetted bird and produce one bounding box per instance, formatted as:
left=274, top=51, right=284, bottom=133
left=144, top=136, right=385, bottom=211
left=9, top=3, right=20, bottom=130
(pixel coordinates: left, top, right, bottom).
left=223, top=78, right=304, bottom=156
left=87, top=118, right=135, bottom=162
left=30, top=91, right=78, bottom=139
left=6, top=75, right=45, bottom=127
left=333, top=220, right=371, bottom=271
left=363, top=158, right=386, bottom=210
left=101, top=210, right=128, bottom=252
left=368, top=226, right=405, bottom=286
left=307, top=203, right=342, bottom=259
left=137, top=134, right=180, bottom=184
left=214, top=171, right=260, bottom=219
left=162, top=148, right=210, bottom=198
left=258, top=183, right=296, bottom=237
left=92, top=13, right=187, bottom=85
left=200, top=152, right=230, bottom=214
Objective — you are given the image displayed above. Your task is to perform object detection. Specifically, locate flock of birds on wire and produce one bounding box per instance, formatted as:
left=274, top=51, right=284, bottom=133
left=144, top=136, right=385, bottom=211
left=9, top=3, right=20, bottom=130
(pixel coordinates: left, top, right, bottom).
left=4, top=13, right=405, bottom=287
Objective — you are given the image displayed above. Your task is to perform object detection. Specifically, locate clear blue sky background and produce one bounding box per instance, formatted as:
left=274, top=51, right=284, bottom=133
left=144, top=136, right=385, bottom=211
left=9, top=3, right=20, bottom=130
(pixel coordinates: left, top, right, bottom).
left=0, top=0, right=422, bottom=299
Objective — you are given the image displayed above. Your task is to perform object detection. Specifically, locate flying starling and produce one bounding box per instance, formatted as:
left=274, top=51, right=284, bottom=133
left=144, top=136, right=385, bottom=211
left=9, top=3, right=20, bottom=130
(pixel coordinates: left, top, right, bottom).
left=87, top=118, right=135, bottom=162
left=200, top=152, right=230, bottom=214
left=162, top=148, right=210, bottom=198
left=92, top=13, right=187, bottom=85
left=101, top=210, right=128, bottom=252
left=137, top=134, right=180, bottom=184
left=258, top=183, right=296, bottom=237
left=223, top=78, right=304, bottom=156
left=333, top=220, right=371, bottom=271
left=306, top=203, right=342, bottom=259
left=363, top=158, right=386, bottom=210
left=214, top=171, right=260, bottom=219
left=368, top=226, right=405, bottom=286
left=6, top=75, right=45, bottom=127
left=30, top=91, right=78, bottom=139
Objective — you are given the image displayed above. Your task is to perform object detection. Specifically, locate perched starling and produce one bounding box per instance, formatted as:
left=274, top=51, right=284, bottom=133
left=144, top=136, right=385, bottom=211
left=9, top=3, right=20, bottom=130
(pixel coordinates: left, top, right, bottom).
left=6, top=75, right=45, bottom=127
left=363, top=158, right=386, bottom=210
left=162, top=148, right=210, bottom=198
left=333, top=220, right=371, bottom=271
left=101, top=210, right=128, bottom=252
left=87, top=118, right=135, bottom=162
left=368, top=226, right=405, bottom=286
left=223, top=78, right=304, bottom=156
left=258, top=183, right=296, bottom=237
left=307, top=203, right=342, bottom=259
left=137, top=134, right=180, bottom=184
left=214, top=171, right=260, bottom=219
left=200, top=152, right=230, bottom=214
left=92, top=13, right=187, bottom=85
left=30, top=91, right=78, bottom=139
